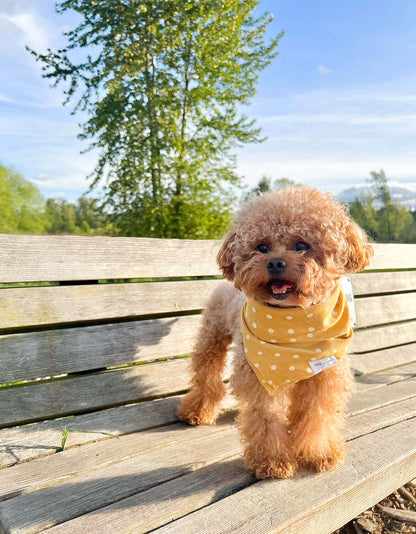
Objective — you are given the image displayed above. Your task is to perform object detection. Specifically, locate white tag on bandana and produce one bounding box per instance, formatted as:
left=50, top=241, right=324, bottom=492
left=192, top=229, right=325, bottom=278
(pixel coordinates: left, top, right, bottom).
left=340, top=276, right=357, bottom=327
left=309, top=355, right=339, bottom=375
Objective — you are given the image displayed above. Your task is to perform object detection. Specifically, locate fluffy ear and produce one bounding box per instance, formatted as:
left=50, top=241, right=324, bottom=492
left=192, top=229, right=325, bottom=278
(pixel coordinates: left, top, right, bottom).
left=217, top=230, right=237, bottom=280
left=343, top=220, right=374, bottom=273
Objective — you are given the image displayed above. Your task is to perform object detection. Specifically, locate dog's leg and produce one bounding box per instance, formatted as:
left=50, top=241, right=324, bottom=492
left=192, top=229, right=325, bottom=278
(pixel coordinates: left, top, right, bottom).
left=288, top=358, right=354, bottom=472
left=233, top=355, right=296, bottom=479
left=177, top=285, right=234, bottom=426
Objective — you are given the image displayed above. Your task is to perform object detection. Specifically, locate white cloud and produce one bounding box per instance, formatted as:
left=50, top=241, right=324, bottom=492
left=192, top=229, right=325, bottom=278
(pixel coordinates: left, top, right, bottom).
left=317, top=65, right=331, bottom=75
left=0, top=11, right=51, bottom=55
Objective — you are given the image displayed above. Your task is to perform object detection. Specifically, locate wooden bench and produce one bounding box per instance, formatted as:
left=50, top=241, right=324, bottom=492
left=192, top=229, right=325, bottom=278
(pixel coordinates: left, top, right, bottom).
left=0, top=234, right=416, bottom=534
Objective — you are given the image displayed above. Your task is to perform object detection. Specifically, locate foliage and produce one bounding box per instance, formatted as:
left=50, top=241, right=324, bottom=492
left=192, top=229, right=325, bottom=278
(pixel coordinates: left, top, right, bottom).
left=348, top=170, right=416, bottom=243
left=0, top=163, right=46, bottom=234
left=28, top=0, right=282, bottom=238
left=45, top=196, right=112, bottom=235
left=244, top=176, right=302, bottom=201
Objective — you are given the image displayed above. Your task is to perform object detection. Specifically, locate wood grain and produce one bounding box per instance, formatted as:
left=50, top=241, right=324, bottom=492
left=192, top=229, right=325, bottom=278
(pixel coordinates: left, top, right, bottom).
left=0, top=235, right=221, bottom=283
left=42, top=396, right=416, bottom=534
left=355, top=293, right=416, bottom=328
left=0, top=316, right=202, bottom=383
left=0, top=358, right=192, bottom=427
left=351, top=271, right=416, bottom=296
left=0, top=279, right=224, bottom=330
left=151, top=417, right=416, bottom=534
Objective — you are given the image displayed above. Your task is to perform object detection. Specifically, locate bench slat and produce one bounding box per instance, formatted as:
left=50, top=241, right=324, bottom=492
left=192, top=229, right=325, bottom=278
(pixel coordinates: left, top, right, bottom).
left=0, top=280, right=223, bottom=331
left=1, top=400, right=415, bottom=534
left=352, top=320, right=416, bottom=353
left=2, top=285, right=414, bottom=333
left=1, top=347, right=414, bottom=428
left=150, top=417, right=416, bottom=534
left=44, top=396, right=416, bottom=534
left=0, top=316, right=201, bottom=384
left=356, top=292, right=416, bottom=328
left=1, top=239, right=415, bottom=284
left=0, top=235, right=221, bottom=283
left=2, top=377, right=413, bottom=500
left=350, top=344, right=416, bottom=375
left=0, top=429, right=242, bottom=534
left=2, top=295, right=415, bottom=385
left=351, top=271, right=416, bottom=295
left=0, top=359, right=192, bottom=427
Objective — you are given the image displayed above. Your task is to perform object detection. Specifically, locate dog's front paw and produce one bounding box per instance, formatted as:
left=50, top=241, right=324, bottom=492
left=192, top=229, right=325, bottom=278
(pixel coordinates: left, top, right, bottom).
left=177, top=391, right=219, bottom=426
left=297, top=442, right=346, bottom=473
left=244, top=457, right=297, bottom=480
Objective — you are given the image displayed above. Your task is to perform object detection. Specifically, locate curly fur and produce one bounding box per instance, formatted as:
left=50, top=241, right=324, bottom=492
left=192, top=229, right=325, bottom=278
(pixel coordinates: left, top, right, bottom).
left=178, top=186, right=373, bottom=479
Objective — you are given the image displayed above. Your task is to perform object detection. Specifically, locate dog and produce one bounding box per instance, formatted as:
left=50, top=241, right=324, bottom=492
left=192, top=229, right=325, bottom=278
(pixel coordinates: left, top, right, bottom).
left=178, top=186, right=373, bottom=479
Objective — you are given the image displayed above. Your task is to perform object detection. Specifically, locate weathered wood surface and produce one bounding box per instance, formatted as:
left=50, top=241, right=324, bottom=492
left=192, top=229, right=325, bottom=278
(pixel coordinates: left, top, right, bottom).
left=45, top=403, right=416, bottom=534
left=0, top=316, right=201, bottom=383
left=0, top=235, right=221, bottom=283
left=0, top=358, right=193, bottom=427
left=0, top=280, right=224, bottom=330
left=350, top=270, right=416, bottom=295
left=150, top=417, right=416, bottom=534
left=0, top=391, right=414, bottom=534
left=1, top=238, right=416, bottom=284
left=1, top=241, right=416, bottom=534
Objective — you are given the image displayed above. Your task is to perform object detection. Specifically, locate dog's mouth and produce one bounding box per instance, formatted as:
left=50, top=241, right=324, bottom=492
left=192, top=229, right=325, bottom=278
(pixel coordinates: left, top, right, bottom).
left=267, top=279, right=296, bottom=300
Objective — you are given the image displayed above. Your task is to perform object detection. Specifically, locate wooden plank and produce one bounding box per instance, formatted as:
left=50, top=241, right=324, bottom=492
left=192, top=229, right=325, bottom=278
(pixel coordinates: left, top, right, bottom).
left=351, top=271, right=416, bottom=296
left=0, top=235, right=221, bottom=283
left=0, top=393, right=237, bottom=469
left=350, top=344, right=416, bottom=376
left=2, top=412, right=415, bottom=534
left=0, top=379, right=414, bottom=531
left=355, top=293, right=416, bottom=328
left=38, top=397, right=416, bottom=534
left=354, top=361, right=416, bottom=392
left=349, top=377, right=416, bottom=416
left=1, top=341, right=414, bottom=429
left=0, top=412, right=238, bottom=501
left=151, top=417, right=416, bottom=534
left=0, top=428, right=241, bottom=533
left=1, top=371, right=413, bottom=496
left=0, top=279, right=223, bottom=331
left=369, top=243, right=416, bottom=270
left=0, top=358, right=193, bottom=427
left=0, top=396, right=180, bottom=469
left=0, top=316, right=202, bottom=384
left=352, top=321, right=416, bottom=354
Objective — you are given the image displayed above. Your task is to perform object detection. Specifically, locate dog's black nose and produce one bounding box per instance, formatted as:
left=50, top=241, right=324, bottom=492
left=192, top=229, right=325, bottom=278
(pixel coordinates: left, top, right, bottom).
left=267, top=258, right=287, bottom=274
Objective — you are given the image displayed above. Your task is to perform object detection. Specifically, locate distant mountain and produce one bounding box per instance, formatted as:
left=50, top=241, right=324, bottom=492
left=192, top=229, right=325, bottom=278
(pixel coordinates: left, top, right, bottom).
left=338, top=186, right=416, bottom=211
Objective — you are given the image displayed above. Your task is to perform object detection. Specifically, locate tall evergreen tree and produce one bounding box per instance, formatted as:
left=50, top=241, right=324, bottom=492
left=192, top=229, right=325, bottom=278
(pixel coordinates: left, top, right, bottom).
left=29, top=1, right=282, bottom=238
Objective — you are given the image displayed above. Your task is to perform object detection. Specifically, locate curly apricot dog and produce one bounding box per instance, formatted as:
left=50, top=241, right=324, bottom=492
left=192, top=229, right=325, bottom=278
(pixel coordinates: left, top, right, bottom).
left=178, top=187, right=373, bottom=479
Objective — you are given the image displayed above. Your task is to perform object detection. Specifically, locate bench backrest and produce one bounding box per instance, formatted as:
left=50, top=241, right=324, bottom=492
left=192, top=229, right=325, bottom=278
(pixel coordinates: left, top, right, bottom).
left=1, top=236, right=416, bottom=428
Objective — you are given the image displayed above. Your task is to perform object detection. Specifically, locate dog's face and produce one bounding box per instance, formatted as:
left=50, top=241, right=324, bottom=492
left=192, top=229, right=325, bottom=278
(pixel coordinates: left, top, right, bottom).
left=217, top=187, right=373, bottom=308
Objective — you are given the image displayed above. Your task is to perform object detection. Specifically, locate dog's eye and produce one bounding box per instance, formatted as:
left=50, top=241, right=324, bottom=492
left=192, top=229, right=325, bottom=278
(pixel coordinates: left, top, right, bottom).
left=256, top=244, right=269, bottom=254
left=295, top=242, right=310, bottom=252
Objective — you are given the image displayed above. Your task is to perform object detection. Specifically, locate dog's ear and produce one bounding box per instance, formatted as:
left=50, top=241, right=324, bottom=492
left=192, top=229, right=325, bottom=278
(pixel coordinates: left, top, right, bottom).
left=217, top=230, right=237, bottom=280
left=342, top=219, right=374, bottom=273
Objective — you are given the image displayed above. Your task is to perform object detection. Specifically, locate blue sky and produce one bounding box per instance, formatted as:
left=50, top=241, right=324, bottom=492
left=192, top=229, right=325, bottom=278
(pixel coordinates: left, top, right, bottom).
left=1, top=0, right=416, bottom=201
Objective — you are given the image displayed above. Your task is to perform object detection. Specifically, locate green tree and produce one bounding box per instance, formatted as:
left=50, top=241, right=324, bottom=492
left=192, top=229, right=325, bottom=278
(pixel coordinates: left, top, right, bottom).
left=245, top=176, right=301, bottom=200
left=0, top=163, right=46, bottom=234
left=348, top=193, right=378, bottom=241
left=349, top=170, right=416, bottom=243
left=29, top=0, right=282, bottom=238
left=368, top=169, right=394, bottom=242
left=45, top=198, right=78, bottom=234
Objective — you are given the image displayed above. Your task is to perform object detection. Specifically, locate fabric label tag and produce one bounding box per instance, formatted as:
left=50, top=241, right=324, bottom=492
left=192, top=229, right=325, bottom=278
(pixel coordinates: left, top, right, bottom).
left=340, top=276, right=357, bottom=327
left=309, top=355, right=339, bottom=375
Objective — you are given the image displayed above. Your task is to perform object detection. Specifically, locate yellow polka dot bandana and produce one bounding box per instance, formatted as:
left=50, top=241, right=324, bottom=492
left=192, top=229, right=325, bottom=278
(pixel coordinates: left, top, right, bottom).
left=241, top=285, right=353, bottom=395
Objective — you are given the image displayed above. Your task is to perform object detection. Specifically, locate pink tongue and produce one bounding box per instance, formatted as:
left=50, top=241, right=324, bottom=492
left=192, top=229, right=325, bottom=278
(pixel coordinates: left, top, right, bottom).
left=271, top=280, right=294, bottom=294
